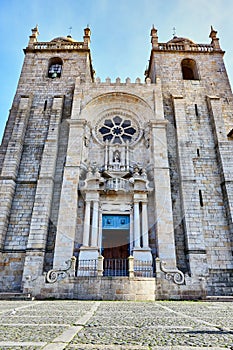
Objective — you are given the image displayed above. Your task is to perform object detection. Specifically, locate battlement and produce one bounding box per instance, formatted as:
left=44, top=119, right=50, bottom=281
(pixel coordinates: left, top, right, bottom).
left=93, top=77, right=153, bottom=86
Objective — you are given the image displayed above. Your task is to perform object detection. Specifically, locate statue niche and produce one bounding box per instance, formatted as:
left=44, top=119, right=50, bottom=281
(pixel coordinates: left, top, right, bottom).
left=104, top=141, right=129, bottom=174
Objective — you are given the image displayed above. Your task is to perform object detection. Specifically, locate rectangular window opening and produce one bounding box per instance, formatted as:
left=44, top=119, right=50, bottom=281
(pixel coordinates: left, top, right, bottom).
left=195, top=104, right=199, bottom=117
left=44, top=100, right=47, bottom=111
left=197, top=148, right=200, bottom=157
left=199, top=189, right=204, bottom=207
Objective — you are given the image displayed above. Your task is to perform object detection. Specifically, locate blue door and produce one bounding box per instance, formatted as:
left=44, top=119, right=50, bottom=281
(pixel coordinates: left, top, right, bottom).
left=102, top=214, right=130, bottom=276
left=102, top=215, right=130, bottom=230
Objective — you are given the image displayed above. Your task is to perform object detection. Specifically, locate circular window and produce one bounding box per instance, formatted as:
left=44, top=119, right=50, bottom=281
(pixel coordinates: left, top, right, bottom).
left=96, top=114, right=140, bottom=144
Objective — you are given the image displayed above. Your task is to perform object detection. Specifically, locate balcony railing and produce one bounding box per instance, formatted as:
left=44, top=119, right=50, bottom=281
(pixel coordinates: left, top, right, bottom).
left=105, top=178, right=129, bottom=192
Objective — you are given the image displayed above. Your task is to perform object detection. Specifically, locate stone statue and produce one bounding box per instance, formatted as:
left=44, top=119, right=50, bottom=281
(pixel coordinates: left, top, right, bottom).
left=84, top=122, right=91, bottom=147
left=113, top=150, right=121, bottom=163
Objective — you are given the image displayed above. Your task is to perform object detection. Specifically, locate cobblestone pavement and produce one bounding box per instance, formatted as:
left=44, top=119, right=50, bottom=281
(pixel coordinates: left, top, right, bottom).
left=0, top=300, right=233, bottom=349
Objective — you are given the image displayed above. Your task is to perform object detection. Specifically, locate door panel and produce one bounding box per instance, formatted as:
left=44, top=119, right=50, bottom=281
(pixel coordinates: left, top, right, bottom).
left=102, top=215, right=130, bottom=276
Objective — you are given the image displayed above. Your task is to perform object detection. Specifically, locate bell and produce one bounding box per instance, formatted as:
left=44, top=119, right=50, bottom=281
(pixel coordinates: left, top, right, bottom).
left=51, top=72, right=57, bottom=78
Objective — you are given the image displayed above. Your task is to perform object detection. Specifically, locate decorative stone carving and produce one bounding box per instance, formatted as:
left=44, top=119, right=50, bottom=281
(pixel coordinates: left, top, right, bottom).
left=160, top=260, right=185, bottom=285
left=84, top=122, right=91, bottom=147
left=94, top=111, right=142, bottom=146
left=46, top=256, right=76, bottom=283
left=143, top=123, right=150, bottom=148
left=113, top=150, right=121, bottom=163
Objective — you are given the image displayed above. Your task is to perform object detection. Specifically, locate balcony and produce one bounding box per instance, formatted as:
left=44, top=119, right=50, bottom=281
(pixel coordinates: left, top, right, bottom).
left=105, top=178, right=129, bottom=192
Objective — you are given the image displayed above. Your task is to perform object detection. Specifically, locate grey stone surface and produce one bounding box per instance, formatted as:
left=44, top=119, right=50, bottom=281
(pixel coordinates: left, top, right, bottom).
left=0, top=26, right=233, bottom=300
left=0, top=300, right=232, bottom=349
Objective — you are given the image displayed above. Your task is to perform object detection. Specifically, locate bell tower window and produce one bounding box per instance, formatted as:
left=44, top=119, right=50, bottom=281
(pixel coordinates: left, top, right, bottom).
left=181, top=58, right=199, bottom=80
left=48, top=57, right=63, bottom=78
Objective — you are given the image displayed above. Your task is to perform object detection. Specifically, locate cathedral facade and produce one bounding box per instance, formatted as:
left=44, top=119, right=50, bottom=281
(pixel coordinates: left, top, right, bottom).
left=0, top=26, right=232, bottom=300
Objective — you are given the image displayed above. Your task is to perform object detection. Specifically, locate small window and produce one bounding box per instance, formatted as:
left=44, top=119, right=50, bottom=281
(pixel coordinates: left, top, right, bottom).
left=181, top=59, right=199, bottom=80
left=227, top=128, right=233, bottom=140
left=199, top=190, right=204, bottom=207
left=48, top=57, right=63, bottom=78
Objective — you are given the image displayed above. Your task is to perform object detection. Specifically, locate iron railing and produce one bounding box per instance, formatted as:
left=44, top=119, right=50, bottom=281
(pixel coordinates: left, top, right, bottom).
left=76, top=259, right=97, bottom=277
left=134, top=260, right=154, bottom=277
left=103, top=258, right=128, bottom=277
left=76, top=258, right=155, bottom=277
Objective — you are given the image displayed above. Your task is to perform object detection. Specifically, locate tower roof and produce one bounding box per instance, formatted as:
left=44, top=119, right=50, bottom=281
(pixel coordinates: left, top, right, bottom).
left=167, top=36, right=195, bottom=45
left=50, top=36, right=77, bottom=43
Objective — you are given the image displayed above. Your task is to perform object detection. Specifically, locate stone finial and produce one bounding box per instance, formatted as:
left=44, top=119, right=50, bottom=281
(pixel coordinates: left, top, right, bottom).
left=28, top=25, right=39, bottom=46
left=83, top=26, right=91, bottom=48
left=146, top=77, right=151, bottom=85
left=209, top=25, right=221, bottom=50
left=150, top=25, right=158, bottom=48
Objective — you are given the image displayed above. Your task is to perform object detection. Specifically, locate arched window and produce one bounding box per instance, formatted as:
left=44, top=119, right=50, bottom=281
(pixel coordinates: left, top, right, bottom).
left=48, top=57, right=63, bottom=78
left=181, top=59, right=199, bottom=80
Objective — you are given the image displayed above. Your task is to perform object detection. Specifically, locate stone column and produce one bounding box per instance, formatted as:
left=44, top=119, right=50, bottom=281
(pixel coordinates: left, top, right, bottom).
left=150, top=120, right=177, bottom=268
left=22, top=96, right=64, bottom=281
left=133, top=200, right=141, bottom=248
left=0, top=96, right=32, bottom=251
left=126, top=141, right=130, bottom=171
left=53, top=119, right=85, bottom=269
left=172, top=95, right=208, bottom=276
left=104, top=141, right=108, bottom=171
left=207, top=96, right=233, bottom=250
left=98, top=208, right=103, bottom=250
left=83, top=200, right=91, bottom=246
left=91, top=200, right=99, bottom=247
left=141, top=201, right=149, bottom=248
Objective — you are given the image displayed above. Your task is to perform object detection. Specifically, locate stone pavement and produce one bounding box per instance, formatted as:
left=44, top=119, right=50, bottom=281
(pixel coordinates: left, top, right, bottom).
left=0, top=300, right=233, bottom=349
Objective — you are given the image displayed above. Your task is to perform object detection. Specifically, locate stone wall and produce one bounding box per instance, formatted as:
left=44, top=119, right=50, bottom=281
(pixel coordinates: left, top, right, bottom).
left=0, top=33, right=92, bottom=291
left=148, top=46, right=233, bottom=291
left=1, top=27, right=233, bottom=297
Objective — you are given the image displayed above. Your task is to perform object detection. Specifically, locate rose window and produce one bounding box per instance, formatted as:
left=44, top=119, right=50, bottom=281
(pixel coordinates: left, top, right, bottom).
left=99, top=116, right=137, bottom=144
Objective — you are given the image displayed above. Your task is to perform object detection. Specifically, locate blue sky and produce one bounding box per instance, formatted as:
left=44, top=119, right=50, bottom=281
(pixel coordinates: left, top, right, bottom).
left=0, top=0, right=232, bottom=141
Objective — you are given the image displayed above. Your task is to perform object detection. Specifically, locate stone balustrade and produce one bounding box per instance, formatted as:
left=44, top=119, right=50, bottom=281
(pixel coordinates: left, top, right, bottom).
left=157, top=43, right=214, bottom=52
left=105, top=178, right=129, bottom=192
left=30, top=42, right=85, bottom=50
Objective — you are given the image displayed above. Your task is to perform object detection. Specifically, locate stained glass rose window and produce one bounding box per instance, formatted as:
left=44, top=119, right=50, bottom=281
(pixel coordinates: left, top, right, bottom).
left=99, top=116, right=137, bottom=144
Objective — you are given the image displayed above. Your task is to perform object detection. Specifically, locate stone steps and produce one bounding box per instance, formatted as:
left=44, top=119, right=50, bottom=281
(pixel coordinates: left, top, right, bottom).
left=205, top=295, right=233, bottom=302
left=0, top=292, right=33, bottom=301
